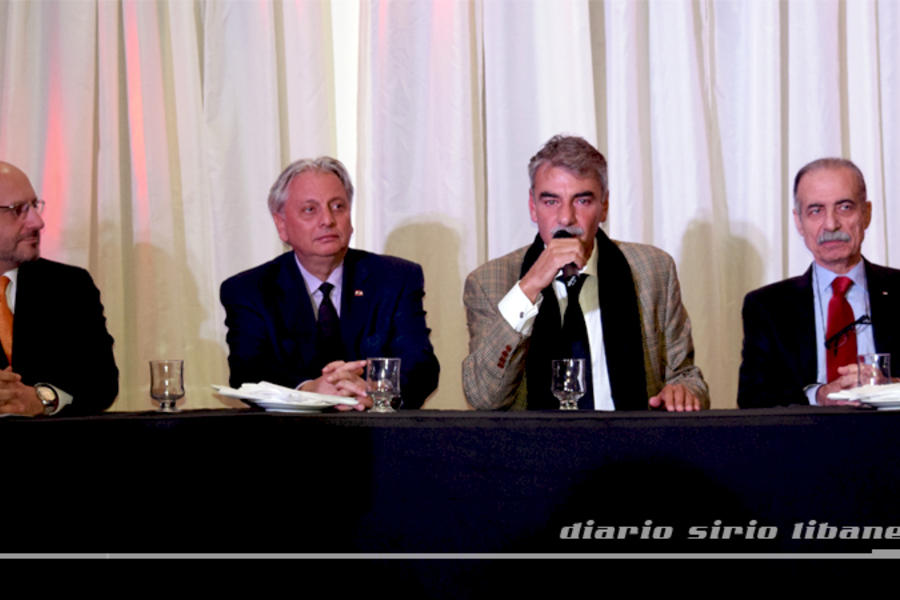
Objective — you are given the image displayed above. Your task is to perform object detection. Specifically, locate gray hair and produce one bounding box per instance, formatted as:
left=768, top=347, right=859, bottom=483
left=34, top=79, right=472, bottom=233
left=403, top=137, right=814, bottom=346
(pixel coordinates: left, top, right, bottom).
left=268, top=156, right=354, bottom=214
left=527, top=135, right=608, bottom=195
left=793, top=157, right=867, bottom=210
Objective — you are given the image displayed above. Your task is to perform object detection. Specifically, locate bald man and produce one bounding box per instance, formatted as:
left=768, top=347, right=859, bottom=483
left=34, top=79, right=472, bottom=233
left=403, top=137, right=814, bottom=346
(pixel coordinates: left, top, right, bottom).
left=0, top=162, right=117, bottom=416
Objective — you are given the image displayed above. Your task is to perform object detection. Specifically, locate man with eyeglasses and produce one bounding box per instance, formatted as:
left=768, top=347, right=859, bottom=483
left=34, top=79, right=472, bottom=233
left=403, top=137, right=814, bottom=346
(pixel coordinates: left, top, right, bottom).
left=738, top=158, right=900, bottom=408
left=0, top=162, right=118, bottom=416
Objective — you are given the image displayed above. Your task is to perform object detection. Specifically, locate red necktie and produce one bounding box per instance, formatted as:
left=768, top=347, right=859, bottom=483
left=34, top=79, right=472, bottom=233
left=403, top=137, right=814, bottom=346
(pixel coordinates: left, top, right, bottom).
left=826, top=276, right=856, bottom=382
left=0, top=276, right=12, bottom=363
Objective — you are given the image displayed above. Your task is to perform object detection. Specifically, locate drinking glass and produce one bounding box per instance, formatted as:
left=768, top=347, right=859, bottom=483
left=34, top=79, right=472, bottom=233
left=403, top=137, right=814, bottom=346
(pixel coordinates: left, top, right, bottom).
left=366, top=357, right=401, bottom=413
left=857, top=353, right=891, bottom=387
left=150, top=360, right=184, bottom=412
left=552, top=358, right=586, bottom=411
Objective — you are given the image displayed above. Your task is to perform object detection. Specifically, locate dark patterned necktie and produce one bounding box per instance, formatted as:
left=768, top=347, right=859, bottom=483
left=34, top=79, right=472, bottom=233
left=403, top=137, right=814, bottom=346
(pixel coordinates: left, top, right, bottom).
left=317, top=282, right=342, bottom=364
left=559, top=274, right=594, bottom=409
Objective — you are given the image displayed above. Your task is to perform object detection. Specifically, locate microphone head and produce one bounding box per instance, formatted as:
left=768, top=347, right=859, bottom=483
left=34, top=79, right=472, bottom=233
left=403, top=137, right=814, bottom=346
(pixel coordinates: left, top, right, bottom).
left=553, top=230, right=575, bottom=239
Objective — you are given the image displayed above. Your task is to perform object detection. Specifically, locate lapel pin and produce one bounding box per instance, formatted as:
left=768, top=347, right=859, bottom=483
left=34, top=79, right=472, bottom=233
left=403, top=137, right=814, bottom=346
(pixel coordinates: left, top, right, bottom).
left=355, top=290, right=364, bottom=297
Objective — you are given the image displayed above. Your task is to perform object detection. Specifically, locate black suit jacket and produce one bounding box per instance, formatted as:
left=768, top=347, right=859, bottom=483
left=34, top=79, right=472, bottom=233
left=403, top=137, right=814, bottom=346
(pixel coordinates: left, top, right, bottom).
left=1, top=258, right=118, bottom=415
left=220, top=250, right=440, bottom=408
left=738, top=259, right=900, bottom=408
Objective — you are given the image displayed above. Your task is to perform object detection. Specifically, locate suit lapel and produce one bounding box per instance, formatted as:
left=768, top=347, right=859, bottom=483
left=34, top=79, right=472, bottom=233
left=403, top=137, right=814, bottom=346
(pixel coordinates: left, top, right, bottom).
left=790, top=267, right=818, bottom=384
left=866, top=260, right=900, bottom=356
left=7, top=260, right=39, bottom=374
left=339, top=249, right=371, bottom=357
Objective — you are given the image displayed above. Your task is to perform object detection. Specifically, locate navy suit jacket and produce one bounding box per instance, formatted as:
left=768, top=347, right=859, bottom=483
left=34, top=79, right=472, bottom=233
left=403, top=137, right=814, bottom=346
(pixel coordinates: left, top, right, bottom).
left=220, top=249, right=440, bottom=408
left=1, top=258, right=118, bottom=415
left=738, top=259, right=900, bottom=408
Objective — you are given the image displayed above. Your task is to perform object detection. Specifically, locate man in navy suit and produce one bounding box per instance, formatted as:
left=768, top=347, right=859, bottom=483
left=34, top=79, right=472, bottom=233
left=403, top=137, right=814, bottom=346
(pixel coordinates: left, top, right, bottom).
left=738, top=157, right=900, bottom=408
left=0, top=162, right=118, bottom=416
left=220, top=157, right=439, bottom=409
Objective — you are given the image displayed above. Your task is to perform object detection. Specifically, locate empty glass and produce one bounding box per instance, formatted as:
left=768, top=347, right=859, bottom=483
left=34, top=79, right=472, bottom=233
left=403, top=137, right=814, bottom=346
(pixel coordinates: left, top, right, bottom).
left=150, top=360, right=184, bottom=412
left=366, top=357, right=401, bottom=413
left=552, top=358, right=586, bottom=411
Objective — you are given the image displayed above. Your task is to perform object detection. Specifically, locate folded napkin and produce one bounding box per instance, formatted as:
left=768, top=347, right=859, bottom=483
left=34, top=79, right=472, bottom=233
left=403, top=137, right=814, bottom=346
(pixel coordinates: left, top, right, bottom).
left=212, top=382, right=359, bottom=406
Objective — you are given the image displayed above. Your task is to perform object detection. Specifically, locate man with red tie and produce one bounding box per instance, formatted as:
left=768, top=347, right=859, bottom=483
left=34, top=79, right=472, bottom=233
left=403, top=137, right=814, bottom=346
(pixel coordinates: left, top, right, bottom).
left=0, top=162, right=118, bottom=416
left=738, top=158, right=900, bottom=408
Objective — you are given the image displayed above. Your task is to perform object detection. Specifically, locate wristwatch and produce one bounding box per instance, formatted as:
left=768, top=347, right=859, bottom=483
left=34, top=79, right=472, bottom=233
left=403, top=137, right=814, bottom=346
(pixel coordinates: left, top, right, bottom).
left=34, top=383, right=59, bottom=415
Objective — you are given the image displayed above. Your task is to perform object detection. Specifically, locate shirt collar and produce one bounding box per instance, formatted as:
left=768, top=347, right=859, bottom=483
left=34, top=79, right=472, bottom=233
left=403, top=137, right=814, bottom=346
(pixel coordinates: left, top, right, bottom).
left=813, top=259, right=867, bottom=295
left=2, top=268, right=18, bottom=313
left=294, top=254, right=343, bottom=295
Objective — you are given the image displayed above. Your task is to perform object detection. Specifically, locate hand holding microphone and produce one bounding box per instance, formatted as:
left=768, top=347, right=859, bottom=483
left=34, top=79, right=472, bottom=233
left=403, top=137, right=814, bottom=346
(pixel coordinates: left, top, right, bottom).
left=553, top=230, right=581, bottom=285
left=518, top=228, right=588, bottom=302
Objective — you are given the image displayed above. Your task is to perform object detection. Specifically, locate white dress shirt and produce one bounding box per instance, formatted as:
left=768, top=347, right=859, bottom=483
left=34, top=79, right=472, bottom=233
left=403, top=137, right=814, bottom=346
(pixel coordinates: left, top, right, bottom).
left=293, top=256, right=345, bottom=390
left=295, top=254, right=344, bottom=317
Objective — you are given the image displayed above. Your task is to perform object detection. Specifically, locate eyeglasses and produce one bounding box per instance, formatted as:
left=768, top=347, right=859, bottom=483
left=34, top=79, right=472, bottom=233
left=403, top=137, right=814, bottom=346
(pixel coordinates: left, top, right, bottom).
left=0, top=198, right=45, bottom=218
left=825, top=314, right=872, bottom=355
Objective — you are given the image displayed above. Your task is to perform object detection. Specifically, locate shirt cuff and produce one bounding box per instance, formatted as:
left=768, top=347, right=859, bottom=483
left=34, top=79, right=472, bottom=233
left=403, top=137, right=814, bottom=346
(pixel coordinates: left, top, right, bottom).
left=46, top=384, right=73, bottom=415
left=498, top=281, right=542, bottom=336
left=804, top=383, right=821, bottom=406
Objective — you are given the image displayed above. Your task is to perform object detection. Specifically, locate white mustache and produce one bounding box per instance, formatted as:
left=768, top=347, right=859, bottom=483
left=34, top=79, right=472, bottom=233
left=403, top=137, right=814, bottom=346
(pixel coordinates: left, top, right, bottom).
left=551, top=226, right=585, bottom=237
left=818, top=230, right=851, bottom=244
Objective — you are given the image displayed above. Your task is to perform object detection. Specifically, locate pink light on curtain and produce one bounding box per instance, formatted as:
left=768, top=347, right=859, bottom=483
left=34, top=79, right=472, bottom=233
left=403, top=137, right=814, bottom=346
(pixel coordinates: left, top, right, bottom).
left=39, top=19, right=69, bottom=256
left=122, top=0, right=150, bottom=230
left=431, top=0, right=454, bottom=45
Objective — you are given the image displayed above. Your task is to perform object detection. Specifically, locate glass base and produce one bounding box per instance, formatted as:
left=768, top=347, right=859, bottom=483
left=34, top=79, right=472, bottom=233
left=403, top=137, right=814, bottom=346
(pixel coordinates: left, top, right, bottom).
left=153, top=397, right=181, bottom=412
left=558, top=401, right=579, bottom=411
left=370, top=401, right=396, bottom=413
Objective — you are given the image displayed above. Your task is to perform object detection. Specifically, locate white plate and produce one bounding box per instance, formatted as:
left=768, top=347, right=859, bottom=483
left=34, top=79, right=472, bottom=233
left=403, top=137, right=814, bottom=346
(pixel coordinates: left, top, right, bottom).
left=243, top=398, right=332, bottom=413
left=827, top=382, right=900, bottom=401
left=858, top=397, right=900, bottom=410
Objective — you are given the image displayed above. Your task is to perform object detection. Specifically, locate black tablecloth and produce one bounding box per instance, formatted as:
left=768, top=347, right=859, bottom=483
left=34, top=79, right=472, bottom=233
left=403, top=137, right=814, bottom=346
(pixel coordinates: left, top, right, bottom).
left=4, top=407, right=899, bottom=554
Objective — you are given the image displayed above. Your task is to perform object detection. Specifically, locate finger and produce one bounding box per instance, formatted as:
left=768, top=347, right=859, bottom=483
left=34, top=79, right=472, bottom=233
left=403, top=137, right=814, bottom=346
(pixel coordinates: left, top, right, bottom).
left=321, top=361, right=346, bottom=374
left=325, top=371, right=349, bottom=384
left=0, top=387, right=22, bottom=401
left=656, top=390, right=675, bottom=411
left=668, top=386, right=685, bottom=412
left=337, top=360, right=367, bottom=375
left=335, top=379, right=367, bottom=398
left=0, top=370, right=20, bottom=383
left=837, top=363, right=860, bottom=375
left=685, top=392, right=700, bottom=411
left=325, top=368, right=362, bottom=384
left=839, top=372, right=860, bottom=390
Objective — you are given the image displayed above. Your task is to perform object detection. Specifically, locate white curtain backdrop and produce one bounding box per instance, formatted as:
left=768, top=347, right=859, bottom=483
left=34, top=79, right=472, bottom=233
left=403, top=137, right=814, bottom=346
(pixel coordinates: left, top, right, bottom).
left=1, top=0, right=897, bottom=410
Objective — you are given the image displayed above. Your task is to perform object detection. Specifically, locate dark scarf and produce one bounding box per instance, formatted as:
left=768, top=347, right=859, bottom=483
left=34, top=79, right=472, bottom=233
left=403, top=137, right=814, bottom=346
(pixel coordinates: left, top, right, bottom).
left=521, top=230, right=648, bottom=410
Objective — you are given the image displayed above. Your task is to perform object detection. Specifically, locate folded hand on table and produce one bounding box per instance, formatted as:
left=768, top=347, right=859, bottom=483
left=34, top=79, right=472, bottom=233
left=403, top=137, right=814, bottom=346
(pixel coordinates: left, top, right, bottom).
left=301, top=360, right=372, bottom=411
left=648, top=383, right=702, bottom=412
left=0, top=367, right=42, bottom=416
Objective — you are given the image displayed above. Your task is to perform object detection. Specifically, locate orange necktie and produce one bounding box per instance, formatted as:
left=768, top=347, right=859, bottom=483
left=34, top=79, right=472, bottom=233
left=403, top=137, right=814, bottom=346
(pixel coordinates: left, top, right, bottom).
left=0, top=276, right=13, bottom=363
